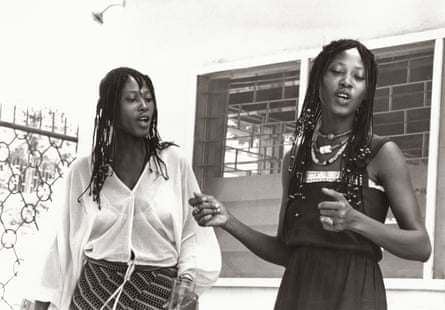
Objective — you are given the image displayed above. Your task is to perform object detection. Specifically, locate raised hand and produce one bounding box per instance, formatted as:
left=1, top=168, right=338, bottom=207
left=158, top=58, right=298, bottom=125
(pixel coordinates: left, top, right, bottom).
left=188, top=193, right=229, bottom=227
left=318, top=187, right=359, bottom=232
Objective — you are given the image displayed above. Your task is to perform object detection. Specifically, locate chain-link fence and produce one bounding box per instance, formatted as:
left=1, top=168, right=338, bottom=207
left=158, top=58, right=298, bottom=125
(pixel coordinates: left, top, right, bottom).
left=0, top=104, right=78, bottom=309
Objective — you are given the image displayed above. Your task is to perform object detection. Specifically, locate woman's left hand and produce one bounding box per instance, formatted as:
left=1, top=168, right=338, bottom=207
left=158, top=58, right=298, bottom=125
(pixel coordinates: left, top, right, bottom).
left=317, top=187, right=360, bottom=232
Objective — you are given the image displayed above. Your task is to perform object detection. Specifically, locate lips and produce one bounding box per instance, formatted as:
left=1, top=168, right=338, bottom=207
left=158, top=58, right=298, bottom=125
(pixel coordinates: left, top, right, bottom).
left=334, top=90, right=351, bottom=102
left=137, top=115, right=151, bottom=126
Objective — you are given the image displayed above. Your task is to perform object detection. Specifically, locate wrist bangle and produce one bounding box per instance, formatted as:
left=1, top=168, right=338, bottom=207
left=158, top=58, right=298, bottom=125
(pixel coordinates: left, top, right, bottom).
left=179, top=273, right=194, bottom=281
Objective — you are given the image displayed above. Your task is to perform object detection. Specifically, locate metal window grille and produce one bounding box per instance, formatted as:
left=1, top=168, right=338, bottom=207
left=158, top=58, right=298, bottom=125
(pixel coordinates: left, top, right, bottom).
left=193, top=62, right=301, bottom=186
left=0, top=104, right=78, bottom=309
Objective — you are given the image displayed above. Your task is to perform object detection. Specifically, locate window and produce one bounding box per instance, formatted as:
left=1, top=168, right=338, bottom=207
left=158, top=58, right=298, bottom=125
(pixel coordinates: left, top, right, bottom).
left=225, top=70, right=299, bottom=177
left=372, top=41, right=434, bottom=277
left=193, top=61, right=300, bottom=184
left=193, top=62, right=300, bottom=277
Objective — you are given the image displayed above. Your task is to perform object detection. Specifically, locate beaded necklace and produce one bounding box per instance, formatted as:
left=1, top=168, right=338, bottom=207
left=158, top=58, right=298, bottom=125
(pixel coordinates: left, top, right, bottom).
left=311, top=128, right=350, bottom=166
left=311, top=139, right=348, bottom=166
left=318, top=128, right=352, bottom=141
left=315, top=136, right=349, bottom=154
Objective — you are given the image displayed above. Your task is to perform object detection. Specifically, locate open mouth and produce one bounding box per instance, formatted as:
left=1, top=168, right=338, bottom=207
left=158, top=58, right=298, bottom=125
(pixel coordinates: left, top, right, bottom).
left=137, top=117, right=150, bottom=124
left=335, top=91, right=351, bottom=101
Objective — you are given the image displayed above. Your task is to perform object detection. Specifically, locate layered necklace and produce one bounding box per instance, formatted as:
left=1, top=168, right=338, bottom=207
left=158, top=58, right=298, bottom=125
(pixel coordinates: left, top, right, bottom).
left=311, top=126, right=351, bottom=166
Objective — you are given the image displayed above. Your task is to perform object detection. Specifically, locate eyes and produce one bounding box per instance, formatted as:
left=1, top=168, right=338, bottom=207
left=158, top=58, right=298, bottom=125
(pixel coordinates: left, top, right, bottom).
left=329, top=66, right=365, bottom=82
left=126, top=96, right=153, bottom=103
left=124, top=93, right=153, bottom=104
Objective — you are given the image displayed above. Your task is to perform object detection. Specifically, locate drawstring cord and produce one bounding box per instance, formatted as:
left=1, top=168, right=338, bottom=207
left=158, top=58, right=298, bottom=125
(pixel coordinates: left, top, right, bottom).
left=100, top=258, right=136, bottom=310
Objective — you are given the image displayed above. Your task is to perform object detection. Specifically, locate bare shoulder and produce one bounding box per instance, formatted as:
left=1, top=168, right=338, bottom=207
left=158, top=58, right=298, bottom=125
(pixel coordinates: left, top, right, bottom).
left=367, top=135, right=407, bottom=183
left=370, top=137, right=404, bottom=165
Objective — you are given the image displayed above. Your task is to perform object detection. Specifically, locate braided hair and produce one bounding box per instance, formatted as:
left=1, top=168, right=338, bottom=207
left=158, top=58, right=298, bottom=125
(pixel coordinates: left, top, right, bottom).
left=287, top=39, right=378, bottom=209
left=79, top=67, right=174, bottom=208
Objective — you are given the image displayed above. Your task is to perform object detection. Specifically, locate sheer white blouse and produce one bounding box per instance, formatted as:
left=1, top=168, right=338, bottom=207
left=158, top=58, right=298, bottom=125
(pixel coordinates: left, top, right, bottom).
left=25, top=146, right=221, bottom=309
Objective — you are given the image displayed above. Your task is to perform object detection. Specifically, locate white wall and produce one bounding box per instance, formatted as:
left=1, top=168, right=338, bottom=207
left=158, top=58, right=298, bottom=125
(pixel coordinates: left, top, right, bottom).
left=199, top=280, right=445, bottom=310
left=1, top=0, right=445, bottom=159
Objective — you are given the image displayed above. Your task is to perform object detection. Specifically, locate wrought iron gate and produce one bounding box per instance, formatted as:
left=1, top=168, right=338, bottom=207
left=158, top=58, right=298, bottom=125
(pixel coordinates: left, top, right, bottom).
left=0, top=104, right=78, bottom=309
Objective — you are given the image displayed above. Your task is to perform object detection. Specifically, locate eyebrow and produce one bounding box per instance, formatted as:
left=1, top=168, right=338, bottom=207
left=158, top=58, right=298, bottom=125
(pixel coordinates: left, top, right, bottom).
left=124, top=90, right=151, bottom=95
left=331, top=61, right=364, bottom=70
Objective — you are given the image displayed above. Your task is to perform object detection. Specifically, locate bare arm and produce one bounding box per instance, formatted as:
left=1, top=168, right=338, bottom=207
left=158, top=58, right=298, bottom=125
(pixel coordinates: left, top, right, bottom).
left=189, top=152, right=293, bottom=267
left=353, top=141, right=431, bottom=261
left=220, top=211, right=290, bottom=266
left=319, top=141, right=431, bottom=262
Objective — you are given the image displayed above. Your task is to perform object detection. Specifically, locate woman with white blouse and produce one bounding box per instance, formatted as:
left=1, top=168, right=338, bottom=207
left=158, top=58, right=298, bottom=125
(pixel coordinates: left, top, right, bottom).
left=30, top=67, right=221, bottom=310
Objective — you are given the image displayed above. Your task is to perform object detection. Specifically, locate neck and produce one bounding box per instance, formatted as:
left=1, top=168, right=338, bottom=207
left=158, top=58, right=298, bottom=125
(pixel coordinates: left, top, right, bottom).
left=112, top=130, right=149, bottom=167
left=319, top=113, right=354, bottom=135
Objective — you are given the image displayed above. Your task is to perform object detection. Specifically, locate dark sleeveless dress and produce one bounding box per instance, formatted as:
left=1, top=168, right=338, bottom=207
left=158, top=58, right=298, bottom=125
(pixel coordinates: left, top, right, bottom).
left=274, top=137, right=390, bottom=310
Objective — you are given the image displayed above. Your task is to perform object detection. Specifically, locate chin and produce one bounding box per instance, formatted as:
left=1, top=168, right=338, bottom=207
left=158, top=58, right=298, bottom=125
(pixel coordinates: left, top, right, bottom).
left=328, top=108, right=355, bottom=119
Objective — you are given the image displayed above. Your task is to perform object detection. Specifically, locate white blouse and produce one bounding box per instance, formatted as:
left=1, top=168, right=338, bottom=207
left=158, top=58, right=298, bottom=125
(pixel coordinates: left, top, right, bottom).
left=24, top=146, right=221, bottom=309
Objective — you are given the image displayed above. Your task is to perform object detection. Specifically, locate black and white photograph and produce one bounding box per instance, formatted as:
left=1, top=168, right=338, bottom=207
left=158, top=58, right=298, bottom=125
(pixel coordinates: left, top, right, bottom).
left=0, top=1, right=444, bottom=309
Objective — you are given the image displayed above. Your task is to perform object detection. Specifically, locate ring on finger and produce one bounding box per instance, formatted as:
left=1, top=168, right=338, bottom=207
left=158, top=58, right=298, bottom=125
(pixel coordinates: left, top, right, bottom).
left=214, top=202, right=221, bottom=212
left=320, top=216, right=334, bottom=226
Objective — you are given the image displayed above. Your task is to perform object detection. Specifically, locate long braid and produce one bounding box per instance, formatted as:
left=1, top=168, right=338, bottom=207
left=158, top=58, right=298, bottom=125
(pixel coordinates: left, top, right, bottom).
left=288, top=39, right=378, bottom=210
left=78, top=67, right=175, bottom=208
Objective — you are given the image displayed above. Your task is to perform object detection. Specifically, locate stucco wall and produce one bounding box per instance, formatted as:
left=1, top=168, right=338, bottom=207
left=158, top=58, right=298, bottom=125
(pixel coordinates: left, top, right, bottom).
left=1, top=0, right=445, bottom=158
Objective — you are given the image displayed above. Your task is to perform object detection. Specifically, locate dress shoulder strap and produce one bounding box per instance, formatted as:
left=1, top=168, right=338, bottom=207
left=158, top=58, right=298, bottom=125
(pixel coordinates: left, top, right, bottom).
left=368, top=135, right=392, bottom=159
left=361, top=135, right=391, bottom=191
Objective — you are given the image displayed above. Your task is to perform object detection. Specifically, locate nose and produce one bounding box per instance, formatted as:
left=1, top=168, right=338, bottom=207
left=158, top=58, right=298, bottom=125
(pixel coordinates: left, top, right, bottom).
left=138, top=97, right=150, bottom=110
left=339, top=74, right=353, bottom=88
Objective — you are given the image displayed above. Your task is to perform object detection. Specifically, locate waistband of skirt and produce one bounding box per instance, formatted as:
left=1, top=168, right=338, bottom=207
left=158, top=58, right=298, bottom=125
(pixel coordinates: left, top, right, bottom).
left=85, top=256, right=178, bottom=274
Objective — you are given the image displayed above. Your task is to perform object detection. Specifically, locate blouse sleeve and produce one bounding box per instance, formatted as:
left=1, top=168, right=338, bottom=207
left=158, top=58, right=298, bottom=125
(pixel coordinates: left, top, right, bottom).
left=21, top=167, right=74, bottom=309
left=176, top=152, right=221, bottom=294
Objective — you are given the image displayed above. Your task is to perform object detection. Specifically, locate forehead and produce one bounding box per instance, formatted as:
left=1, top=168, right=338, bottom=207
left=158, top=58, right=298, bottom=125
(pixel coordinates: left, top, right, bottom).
left=329, top=48, right=364, bottom=68
left=122, top=75, right=149, bottom=91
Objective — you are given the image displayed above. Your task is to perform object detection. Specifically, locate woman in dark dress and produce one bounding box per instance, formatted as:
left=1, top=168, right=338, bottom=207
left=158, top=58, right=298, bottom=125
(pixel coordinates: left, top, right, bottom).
left=189, top=39, right=431, bottom=310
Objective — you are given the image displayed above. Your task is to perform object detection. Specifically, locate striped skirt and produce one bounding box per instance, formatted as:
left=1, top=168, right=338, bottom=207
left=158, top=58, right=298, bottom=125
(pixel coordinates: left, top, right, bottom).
left=70, top=258, right=177, bottom=310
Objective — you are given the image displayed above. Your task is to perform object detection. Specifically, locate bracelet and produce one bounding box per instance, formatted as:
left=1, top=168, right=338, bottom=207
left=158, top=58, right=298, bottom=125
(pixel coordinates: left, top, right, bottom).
left=178, top=272, right=194, bottom=281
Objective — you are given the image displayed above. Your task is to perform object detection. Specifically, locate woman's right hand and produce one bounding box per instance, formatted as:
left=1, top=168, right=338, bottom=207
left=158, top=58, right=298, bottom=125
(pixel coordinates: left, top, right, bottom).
left=190, top=193, right=291, bottom=266
left=188, top=193, right=230, bottom=227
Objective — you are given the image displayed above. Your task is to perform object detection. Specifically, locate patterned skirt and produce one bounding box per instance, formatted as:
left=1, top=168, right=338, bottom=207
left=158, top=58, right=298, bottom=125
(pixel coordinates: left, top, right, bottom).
left=70, top=257, right=177, bottom=310
left=274, top=246, right=387, bottom=310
